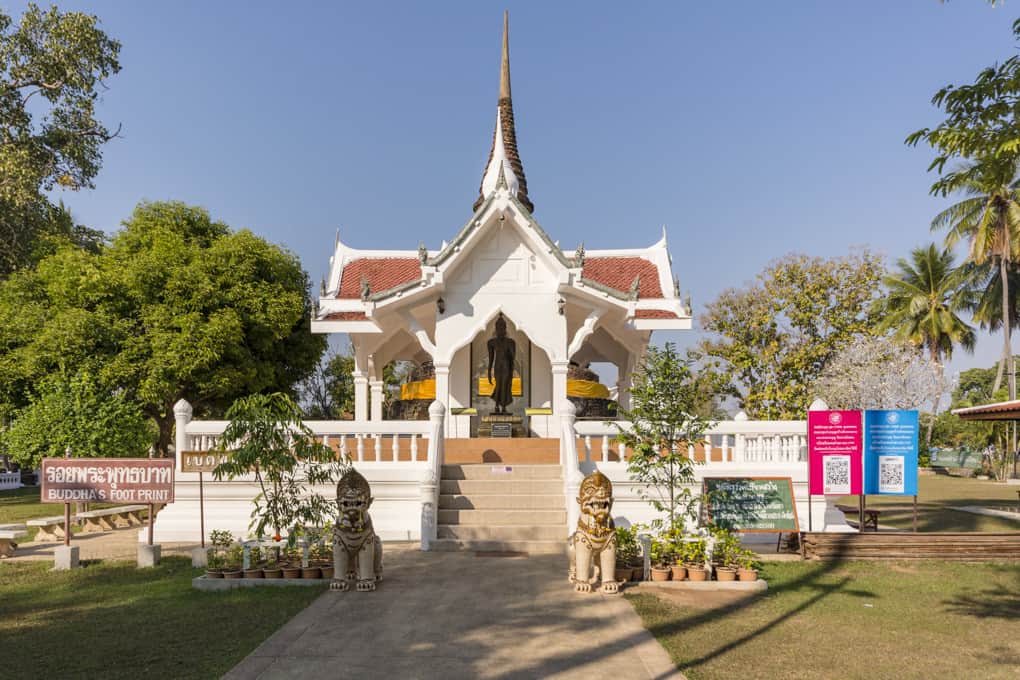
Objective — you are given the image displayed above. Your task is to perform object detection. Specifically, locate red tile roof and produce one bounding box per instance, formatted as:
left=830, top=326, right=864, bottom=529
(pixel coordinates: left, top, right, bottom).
left=338, top=258, right=421, bottom=299
left=581, top=257, right=663, bottom=298
left=634, top=309, right=679, bottom=319
left=322, top=311, right=369, bottom=321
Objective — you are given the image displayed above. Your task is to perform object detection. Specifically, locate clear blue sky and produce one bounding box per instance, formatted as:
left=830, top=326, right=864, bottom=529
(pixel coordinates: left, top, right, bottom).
left=8, top=1, right=1018, bottom=378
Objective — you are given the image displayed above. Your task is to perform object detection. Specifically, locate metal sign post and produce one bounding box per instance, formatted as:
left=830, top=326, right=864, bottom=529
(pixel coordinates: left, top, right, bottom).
left=147, top=447, right=155, bottom=546
left=63, top=446, right=71, bottom=547
left=199, top=471, right=205, bottom=549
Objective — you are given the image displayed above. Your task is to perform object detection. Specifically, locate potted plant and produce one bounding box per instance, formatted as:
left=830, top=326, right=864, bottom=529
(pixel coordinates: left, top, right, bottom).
left=712, top=528, right=740, bottom=581
left=614, top=526, right=639, bottom=583
left=206, top=529, right=234, bottom=578
left=682, top=537, right=708, bottom=581
left=736, top=549, right=761, bottom=582
left=223, top=544, right=243, bottom=579
left=615, top=344, right=710, bottom=538
left=212, top=393, right=349, bottom=557
left=243, top=545, right=264, bottom=579
left=282, top=546, right=302, bottom=579
left=649, top=536, right=672, bottom=581
left=663, top=528, right=687, bottom=581
left=263, top=551, right=283, bottom=579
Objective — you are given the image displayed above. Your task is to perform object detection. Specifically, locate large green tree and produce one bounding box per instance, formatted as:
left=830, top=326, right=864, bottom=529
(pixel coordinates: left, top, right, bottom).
left=874, top=244, right=976, bottom=441
left=700, top=251, right=884, bottom=419
left=0, top=201, right=326, bottom=454
left=1, top=3, right=121, bottom=276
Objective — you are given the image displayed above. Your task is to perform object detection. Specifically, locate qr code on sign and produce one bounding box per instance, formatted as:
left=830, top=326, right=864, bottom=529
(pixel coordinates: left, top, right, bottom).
left=823, top=456, right=851, bottom=494
left=879, top=456, right=904, bottom=493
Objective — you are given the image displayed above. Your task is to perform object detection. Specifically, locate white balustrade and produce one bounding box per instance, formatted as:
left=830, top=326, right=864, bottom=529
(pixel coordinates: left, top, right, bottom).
left=0, top=471, right=21, bottom=491
left=182, top=417, right=430, bottom=465
left=573, top=419, right=808, bottom=467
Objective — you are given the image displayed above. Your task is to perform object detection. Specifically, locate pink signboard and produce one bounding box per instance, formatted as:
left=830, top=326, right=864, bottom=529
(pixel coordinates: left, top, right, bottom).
left=808, top=410, right=862, bottom=496
left=41, top=458, right=174, bottom=504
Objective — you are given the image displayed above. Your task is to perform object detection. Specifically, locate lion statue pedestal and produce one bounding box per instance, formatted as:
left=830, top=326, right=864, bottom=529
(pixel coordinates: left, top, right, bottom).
left=331, top=468, right=382, bottom=592
left=568, top=471, right=619, bottom=594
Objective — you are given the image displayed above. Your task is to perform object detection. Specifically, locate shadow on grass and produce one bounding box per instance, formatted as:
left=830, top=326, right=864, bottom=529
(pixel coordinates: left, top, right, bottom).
left=942, top=563, right=1020, bottom=621
left=632, top=537, right=875, bottom=677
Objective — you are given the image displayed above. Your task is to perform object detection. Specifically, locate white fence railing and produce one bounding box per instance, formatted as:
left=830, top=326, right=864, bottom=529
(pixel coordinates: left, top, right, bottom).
left=573, top=419, right=807, bottom=465
left=175, top=401, right=431, bottom=465
left=0, top=471, right=21, bottom=491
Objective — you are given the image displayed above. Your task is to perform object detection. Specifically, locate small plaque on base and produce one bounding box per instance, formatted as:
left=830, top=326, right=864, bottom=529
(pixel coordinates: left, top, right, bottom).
left=478, top=414, right=524, bottom=438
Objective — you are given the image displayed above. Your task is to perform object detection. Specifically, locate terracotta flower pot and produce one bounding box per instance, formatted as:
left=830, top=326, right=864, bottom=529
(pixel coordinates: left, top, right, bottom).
left=243, top=568, right=264, bottom=579
left=301, top=567, right=322, bottom=579
left=650, top=566, right=671, bottom=581
left=738, top=568, right=759, bottom=582
left=615, top=567, right=632, bottom=583
left=263, top=568, right=283, bottom=579
left=670, top=565, right=687, bottom=581
left=205, top=569, right=223, bottom=579
left=319, top=566, right=335, bottom=580
left=716, top=567, right=737, bottom=582
left=686, top=567, right=708, bottom=582
left=222, top=569, right=242, bottom=580
left=282, top=566, right=302, bottom=580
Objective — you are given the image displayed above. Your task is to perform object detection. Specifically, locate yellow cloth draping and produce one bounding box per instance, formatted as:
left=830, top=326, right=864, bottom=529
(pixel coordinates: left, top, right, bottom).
left=400, top=379, right=436, bottom=401
left=567, top=379, right=611, bottom=399
left=401, top=377, right=608, bottom=401
left=478, top=376, right=523, bottom=397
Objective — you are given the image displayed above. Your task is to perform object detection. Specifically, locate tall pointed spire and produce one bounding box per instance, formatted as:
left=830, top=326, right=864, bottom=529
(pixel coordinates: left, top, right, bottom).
left=474, top=11, right=534, bottom=214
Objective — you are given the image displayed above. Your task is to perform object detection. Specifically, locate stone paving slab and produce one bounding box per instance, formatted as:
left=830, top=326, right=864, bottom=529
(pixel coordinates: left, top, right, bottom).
left=225, top=543, right=684, bottom=680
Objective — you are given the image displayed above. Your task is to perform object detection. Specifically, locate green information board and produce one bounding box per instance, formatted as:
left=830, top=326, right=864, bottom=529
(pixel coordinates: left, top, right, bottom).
left=702, top=477, right=799, bottom=533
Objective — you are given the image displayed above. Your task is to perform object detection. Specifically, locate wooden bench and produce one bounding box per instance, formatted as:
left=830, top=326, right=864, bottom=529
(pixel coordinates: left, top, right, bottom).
left=26, top=516, right=71, bottom=542
left=0, top=528, right=28, bottom=558
left=836, top=504, right=881, bottom=531
left=76, top=505, right=148, bottom=532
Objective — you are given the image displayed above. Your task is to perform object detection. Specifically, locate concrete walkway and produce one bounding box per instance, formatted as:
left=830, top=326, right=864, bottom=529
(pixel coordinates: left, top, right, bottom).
left=225, top=544, right=684, bottom=680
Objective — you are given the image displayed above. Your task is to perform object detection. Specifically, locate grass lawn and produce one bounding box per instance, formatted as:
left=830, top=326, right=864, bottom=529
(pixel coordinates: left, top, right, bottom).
left=630, top=559, right=1020, bottom=680
left=0, top=556, right=324, bottom=679
left=836, top=474, right=1020, bottom=532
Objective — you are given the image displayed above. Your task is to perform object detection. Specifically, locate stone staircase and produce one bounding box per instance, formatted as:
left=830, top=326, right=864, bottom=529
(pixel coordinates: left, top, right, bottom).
left=432, top=462, right=567, bottom=554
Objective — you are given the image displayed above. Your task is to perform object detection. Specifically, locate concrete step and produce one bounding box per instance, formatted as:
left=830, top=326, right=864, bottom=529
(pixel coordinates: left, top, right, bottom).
left=429, top=538, right=567, bottom=555
left=438, top=524, right=566, bottom=541
left=441, top=464, right=562, bottom=480
left=439, top=479, right=564, bottom=495
left=444, top=438, right=561, bottom=464
left=438, top=494, right=565, bottom=510
left=438, top=509, right=567, bottom=526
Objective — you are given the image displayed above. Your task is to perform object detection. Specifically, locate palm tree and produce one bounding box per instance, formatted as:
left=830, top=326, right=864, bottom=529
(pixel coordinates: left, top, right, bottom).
left=967, top=261, right=1020, bottom=393
left=876, top=244, right=977, bottom=442
left=931, top=157, right=1020, bottom=400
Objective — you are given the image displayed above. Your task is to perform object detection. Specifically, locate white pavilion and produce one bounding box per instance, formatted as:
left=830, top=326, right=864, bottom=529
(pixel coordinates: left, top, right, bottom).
left=160, top=15, right=849, bottom=549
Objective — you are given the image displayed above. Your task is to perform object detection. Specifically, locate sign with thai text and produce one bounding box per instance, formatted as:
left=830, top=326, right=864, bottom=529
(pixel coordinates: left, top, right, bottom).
left=808, top=410, right=862, bottom=495
left=180, top=451, right=230, bottom=473
left=41, top=459, right=175, bottom=504
left=702, top=477, right=799, bottom=532
left=863, top=410, right=919, bottom=495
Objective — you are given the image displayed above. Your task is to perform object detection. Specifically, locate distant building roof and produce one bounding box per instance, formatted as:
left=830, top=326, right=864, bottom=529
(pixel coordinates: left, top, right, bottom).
left=952, top=400, right=1020, bottom=421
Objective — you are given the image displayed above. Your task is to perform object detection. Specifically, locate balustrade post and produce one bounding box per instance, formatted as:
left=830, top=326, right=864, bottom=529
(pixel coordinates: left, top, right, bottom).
left=420, top=401, right=446, bottom=551
left=560, top=400, right=582, bottom=535
left=173, top=400, right=193, bottom=474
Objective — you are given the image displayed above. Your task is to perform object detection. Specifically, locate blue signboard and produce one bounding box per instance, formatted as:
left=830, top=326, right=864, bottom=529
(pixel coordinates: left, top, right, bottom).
left=863, top=409, right=919, bottom=495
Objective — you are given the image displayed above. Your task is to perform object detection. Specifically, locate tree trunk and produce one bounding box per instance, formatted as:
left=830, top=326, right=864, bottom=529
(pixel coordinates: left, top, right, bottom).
left=1003, top=256, right=1015, bottom=401
left=927, top=348, right=944, bottom=447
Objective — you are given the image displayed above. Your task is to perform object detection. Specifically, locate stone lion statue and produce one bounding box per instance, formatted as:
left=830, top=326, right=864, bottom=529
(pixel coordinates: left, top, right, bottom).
left=568, top=470, right=619, bottom=594
left=331, top=468, right=382, bottom=592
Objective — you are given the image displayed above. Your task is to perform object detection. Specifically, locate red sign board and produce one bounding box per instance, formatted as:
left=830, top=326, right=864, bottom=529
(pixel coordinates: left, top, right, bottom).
left=808, top=410, right=862, bottom=495
left=41, top=458, right=175, bottom=504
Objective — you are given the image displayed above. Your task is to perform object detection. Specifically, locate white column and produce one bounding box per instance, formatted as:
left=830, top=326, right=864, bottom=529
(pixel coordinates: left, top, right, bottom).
left=433, top=362, right=450, bottom=434
left=369, top=380, right=384, bottom=421
left=420, top=400, right=446, bottom=551
left=353, top=372, right=369, bottom=422
left=172, top=399, right=193, bottom=474
left=551, top=361, right=569, bottom=415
